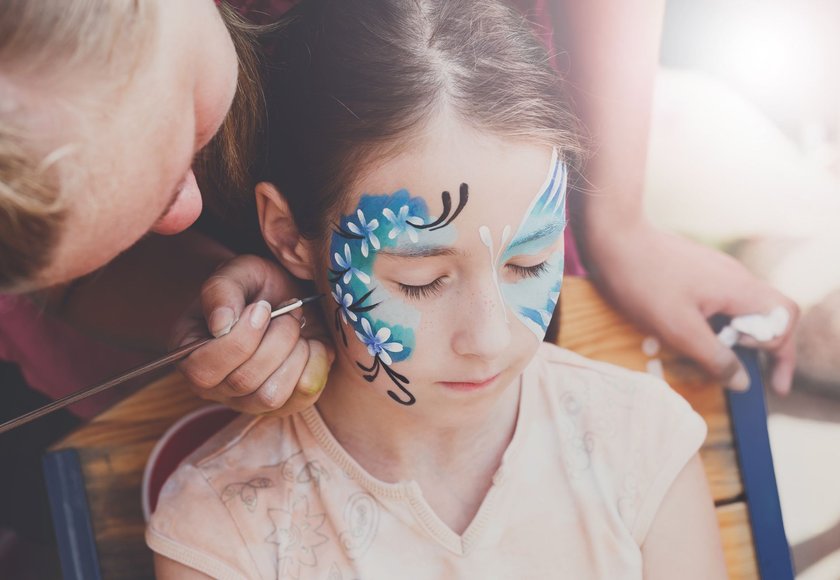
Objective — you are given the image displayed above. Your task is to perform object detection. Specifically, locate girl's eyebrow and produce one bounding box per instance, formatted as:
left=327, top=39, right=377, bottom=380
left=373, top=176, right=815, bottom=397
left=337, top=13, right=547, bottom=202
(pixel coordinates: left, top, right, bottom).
left=507, top=219, right=566, bottom=252
left=377, top=245, right=459, bottom=258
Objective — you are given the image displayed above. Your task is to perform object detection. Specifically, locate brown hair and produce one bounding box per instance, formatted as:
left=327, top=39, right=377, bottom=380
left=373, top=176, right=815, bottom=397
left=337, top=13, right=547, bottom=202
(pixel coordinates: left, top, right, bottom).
left=259, top=0, right=581, bottom=240
left=0, top=0, right=264, bottom=292
left=193, top=2, right=265, bottom=220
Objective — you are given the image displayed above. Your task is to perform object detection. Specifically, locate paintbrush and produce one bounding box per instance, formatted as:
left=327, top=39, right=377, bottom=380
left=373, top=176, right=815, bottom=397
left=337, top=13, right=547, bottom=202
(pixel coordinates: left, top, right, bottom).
left=0, top=294, right=324, bottom=436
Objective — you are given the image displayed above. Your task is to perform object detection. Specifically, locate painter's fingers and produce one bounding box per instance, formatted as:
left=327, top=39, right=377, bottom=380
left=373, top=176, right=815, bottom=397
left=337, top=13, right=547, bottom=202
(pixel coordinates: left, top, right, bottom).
left=768, top=330, right=797, bottom=396
left=716, top=291, right=799, bottom=395
left=263, top=339, right=335, bottom=416
left=209, top=311, right=303, bottom=400
left=215, top=338, right=309, bottom=414
left=661, top=309, right=751, bottom=391
left=177, top=301, right=273, bottom=393
left=718, top=294, right=799, bottom=351
left=200, top=255, right=290, bottom=338
left=220, top=338, right=334, bottom=416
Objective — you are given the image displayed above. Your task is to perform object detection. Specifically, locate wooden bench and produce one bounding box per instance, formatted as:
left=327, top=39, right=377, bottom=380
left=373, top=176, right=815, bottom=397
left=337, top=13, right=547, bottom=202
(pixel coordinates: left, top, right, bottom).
left=44, top=277, right=793, bottom=578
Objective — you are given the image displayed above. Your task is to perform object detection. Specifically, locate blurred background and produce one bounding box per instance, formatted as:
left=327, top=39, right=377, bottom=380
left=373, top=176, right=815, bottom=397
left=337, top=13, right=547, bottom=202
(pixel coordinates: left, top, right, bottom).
left=653, top=0, right=840, bottom=577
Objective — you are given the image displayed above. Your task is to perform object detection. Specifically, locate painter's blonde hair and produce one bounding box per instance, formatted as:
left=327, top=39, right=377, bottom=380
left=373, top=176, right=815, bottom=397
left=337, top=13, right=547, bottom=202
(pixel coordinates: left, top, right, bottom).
left=0, top=1, right=263, bottom=292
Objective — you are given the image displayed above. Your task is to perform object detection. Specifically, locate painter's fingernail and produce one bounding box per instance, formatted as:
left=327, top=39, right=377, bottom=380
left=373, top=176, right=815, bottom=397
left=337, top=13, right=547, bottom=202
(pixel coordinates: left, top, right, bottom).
left=299, top=352, right=330, bottom=396
left=250, top=301, right=271, bottom=329
left=728, top=368, right=751, bottom=392
left=304, top=375, right=328, bottom=397
left=209, top=307, right=235, bottom=338
left=300, top=368, right=329, bottom=396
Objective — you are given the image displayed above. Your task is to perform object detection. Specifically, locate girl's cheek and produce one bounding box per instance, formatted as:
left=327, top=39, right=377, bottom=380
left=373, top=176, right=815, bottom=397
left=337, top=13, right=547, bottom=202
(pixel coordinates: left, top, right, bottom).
left=501, top=250, right=564, bottom=339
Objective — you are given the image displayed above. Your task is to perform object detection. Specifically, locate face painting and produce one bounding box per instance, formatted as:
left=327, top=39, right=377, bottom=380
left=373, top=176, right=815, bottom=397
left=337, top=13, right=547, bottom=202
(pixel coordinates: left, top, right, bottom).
left=329, top=187, right=469, bottom=406
left=479, top=147, right=567, bottom=339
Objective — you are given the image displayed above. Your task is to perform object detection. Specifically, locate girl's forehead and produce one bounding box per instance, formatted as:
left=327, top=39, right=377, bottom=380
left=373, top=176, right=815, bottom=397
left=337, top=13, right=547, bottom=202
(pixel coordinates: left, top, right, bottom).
left=344, top=136, right=555, bottom=233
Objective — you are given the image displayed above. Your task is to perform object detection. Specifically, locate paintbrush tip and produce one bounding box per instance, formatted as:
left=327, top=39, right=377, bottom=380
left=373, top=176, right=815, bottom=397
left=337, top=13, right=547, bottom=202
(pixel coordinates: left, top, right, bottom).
left=300, top=294, right=325, bottom=305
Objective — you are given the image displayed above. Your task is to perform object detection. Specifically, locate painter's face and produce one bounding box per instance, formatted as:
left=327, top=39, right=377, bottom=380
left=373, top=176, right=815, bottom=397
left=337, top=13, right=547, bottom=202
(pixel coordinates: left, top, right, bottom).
left=33, top=0, right=237, bottom=288
left=320, top=124, right=567, bottom=408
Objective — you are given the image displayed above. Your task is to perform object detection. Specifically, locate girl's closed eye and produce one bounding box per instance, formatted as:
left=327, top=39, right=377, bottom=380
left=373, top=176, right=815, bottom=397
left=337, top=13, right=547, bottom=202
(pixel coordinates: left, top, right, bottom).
left=397, top=276, right=447, bottom=300
left=506, top=260, right=549, bottom=279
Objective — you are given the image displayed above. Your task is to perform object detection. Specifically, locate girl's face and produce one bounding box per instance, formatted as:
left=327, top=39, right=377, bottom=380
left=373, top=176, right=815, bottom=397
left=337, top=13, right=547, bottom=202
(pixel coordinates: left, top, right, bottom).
left=34, top=0, right=237, bottom=288
left=317, top=122, right=567, bottom=409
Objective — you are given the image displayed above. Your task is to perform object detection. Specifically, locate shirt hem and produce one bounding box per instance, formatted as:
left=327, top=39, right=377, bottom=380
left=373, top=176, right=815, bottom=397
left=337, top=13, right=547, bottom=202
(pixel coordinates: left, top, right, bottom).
left=146, top=527, right=249, bottom=580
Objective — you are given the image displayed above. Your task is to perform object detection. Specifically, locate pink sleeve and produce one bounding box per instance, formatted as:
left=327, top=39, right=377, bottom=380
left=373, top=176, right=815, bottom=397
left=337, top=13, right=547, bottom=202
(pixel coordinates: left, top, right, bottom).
left=621, top=377, right=708, bottom=544
left=146, top=464, right=259, bottom=580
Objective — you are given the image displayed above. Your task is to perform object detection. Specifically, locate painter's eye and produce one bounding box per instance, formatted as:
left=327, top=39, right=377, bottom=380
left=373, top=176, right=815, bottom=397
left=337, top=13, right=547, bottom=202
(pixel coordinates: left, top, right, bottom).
left=506, top=261, right=549, bottom=279
left=397, top=277, right=446, bottom=300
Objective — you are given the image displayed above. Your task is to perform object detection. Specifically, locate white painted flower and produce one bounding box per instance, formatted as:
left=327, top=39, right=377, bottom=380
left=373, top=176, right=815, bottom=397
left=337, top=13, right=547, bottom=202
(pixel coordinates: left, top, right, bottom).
left=331, top=284, right=358, bottom=325
left=353, top=318, right=404, bottom=365
left=346, top=210, right=380, bottom=257
left=382, top=205, right=422, bottom=243
left=333, top=243, right=370, bottom=284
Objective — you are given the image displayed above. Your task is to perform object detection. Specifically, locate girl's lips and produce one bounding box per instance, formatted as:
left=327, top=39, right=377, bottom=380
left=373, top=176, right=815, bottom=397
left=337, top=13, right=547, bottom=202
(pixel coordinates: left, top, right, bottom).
left=438, top=373, right=501, bottom=391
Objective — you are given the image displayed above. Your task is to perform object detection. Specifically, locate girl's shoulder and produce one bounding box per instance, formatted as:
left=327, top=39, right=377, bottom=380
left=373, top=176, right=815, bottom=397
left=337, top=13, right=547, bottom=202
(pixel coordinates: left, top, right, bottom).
left=532, top=341, right=657, bottom=382
left=525, top=343, right=708, bottom=543
left=528, top=342, right=705, bottom=435
left=147, top=412, right=337, bottom=578
left=522, top=344, right=709, bottom=542
left=166, top=412, right=318, bottom=505
left=530, top=342, right=696, bottom=418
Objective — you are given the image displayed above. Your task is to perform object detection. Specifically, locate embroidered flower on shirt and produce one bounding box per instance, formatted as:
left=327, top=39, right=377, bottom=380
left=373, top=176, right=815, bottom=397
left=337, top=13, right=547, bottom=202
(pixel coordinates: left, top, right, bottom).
left=220, top=477, right=274, bottom=512
left=266, top=496, right=329, bottom=579
left=266, top=449, right=331, bottom=489
left=338, top=492, right=380, bottom=559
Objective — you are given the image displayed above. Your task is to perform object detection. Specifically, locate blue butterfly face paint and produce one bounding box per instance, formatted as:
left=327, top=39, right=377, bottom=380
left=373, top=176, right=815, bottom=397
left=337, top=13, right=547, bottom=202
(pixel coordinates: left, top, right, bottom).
left=329, top=187, right=469, bottom=406
left=479, top=147, right=567, bottom=339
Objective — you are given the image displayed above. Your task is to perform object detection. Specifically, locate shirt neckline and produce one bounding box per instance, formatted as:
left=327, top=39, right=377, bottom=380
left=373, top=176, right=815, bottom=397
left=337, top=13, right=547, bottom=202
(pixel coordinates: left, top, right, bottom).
left=299, top=363, right=537, bottom=555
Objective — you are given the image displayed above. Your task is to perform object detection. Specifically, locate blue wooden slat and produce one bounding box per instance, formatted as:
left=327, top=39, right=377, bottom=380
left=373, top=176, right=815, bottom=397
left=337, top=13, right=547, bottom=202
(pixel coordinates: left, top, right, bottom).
left=43, top=449, right=102, bottom=580
left=727, top=348, right=795, bottom=580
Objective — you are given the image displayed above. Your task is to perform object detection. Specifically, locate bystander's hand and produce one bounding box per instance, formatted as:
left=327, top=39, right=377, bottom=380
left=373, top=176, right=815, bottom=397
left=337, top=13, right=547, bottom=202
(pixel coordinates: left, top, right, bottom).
left=584, top=219, right=798, bottom=394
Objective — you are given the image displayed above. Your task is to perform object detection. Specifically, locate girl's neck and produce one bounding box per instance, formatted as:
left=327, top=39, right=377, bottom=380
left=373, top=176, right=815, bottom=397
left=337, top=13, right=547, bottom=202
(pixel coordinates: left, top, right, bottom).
left=315, top=363, right=522, bottom=485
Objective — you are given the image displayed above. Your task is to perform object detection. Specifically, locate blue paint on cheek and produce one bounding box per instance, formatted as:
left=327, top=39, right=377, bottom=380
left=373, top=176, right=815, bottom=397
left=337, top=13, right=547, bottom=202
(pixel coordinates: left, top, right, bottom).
left=329, top=189, right=436, bottom=364
left=501, top=250, right=564, bottom=338
left=496, top=154, right=568, bottom=339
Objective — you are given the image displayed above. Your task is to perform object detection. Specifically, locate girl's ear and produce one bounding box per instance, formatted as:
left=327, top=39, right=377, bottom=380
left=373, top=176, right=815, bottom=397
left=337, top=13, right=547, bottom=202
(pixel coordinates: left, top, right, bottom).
left=255, top=182, right=318, bottom=281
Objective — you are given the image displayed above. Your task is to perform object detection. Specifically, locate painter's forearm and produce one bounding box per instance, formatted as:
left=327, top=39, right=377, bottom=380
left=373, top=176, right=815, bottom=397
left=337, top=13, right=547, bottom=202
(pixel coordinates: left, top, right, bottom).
left=557, top=0, right=666, bottom=233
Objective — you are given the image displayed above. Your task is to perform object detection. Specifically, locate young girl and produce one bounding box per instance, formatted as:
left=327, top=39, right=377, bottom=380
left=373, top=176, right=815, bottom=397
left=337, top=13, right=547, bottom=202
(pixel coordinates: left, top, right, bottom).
left=147, top=0, right=726, bottom=577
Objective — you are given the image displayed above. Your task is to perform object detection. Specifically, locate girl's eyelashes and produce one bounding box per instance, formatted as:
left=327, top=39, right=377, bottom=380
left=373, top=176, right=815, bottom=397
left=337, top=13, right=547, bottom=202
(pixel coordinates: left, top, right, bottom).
left=397, top=277, right=446, bottom=300
left=506, top=260, right=549, bottom=279
left=394, top=261, right=550, bottom=300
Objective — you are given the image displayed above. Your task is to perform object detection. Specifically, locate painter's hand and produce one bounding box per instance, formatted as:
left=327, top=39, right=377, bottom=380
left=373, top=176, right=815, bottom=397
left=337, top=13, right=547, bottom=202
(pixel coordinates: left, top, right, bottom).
left=170, top=254, right=335, bottom=414
left=585, top=220, right=798, bottom=394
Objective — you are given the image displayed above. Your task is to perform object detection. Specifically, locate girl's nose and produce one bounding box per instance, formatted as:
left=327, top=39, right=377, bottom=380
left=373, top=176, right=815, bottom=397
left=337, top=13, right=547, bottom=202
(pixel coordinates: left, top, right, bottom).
left=451, top=284, right=511, bottom=359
